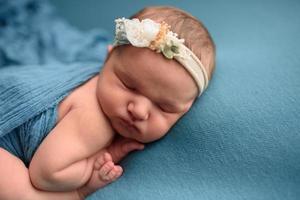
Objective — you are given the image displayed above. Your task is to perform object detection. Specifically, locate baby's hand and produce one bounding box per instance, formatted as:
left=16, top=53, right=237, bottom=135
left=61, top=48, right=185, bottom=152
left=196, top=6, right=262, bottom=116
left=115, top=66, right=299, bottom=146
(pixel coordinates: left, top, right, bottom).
left=94, top=152, right=123, bottom=181
left=77, top=152, right=123, bottom=199
left=77, top=137, right=144, bottom=199
left=107, top=135, right=145, bottom=163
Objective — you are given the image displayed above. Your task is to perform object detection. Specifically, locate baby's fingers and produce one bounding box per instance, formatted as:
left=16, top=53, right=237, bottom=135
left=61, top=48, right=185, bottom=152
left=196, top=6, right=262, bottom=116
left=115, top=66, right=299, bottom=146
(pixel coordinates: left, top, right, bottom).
left=104, top=165, right=123, bottom=181
left=94, top=152, right=112, bottom=170
left=99, top=164, right=123, bottom=181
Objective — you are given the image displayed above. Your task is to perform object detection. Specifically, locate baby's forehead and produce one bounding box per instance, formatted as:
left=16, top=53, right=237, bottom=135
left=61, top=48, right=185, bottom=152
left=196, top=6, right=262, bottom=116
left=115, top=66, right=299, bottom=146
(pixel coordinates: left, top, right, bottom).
left=114, top=45, right=185, bottom=74
left=112, top=46, right=198, bottom=102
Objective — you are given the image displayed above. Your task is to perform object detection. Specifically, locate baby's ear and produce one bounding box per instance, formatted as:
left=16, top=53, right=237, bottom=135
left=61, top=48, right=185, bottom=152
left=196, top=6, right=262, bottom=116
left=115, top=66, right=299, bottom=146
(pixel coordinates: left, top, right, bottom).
left=107, top=45, right=113, bottom=53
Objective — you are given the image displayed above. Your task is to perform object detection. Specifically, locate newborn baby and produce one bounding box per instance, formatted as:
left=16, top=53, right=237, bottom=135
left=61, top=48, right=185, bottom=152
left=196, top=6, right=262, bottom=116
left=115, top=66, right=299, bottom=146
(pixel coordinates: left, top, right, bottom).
left=0, top=6, right=215, bottom=200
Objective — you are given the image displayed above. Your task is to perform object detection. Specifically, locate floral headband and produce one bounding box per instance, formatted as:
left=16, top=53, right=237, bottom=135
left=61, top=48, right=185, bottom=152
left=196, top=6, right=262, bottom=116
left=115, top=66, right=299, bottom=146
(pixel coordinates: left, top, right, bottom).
left=114, top=18, right=209, bottom=96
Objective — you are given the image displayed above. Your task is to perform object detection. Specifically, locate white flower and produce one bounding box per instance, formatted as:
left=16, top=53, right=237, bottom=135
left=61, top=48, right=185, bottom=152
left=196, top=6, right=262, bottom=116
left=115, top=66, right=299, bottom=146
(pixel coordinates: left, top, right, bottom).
left=141, top=19, right=160, bottom=41
left=124, top=18, right=160, bottom=47
left=114, top=18, right=185, bottom=59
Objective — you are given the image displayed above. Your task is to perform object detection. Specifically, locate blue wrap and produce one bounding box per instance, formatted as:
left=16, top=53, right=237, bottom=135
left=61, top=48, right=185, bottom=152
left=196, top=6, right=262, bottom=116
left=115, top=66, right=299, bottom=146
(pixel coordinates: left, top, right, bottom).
left=0, top=63, right=102, bottom=165
left=1, top=0, right=300, bottom=200
left=85, top=1, right=300, bottom=200
left=0, top=0, right=107, bottom=166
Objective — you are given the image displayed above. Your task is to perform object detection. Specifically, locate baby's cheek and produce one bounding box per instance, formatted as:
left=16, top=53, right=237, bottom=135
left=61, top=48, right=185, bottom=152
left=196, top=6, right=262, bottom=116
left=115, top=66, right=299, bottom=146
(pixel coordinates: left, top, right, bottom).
left=150, top=117, right=172, bottom=140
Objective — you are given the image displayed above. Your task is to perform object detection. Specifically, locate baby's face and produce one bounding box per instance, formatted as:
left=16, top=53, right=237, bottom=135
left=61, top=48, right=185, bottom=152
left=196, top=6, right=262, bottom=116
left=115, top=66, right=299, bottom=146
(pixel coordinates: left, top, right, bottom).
left=96, top=45, right=198, bottom=143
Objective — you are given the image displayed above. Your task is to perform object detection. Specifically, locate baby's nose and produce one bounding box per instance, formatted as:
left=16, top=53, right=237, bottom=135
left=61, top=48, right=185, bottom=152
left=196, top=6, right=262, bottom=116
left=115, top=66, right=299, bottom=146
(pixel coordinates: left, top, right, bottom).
left=128, top=101, right=149, bottom=121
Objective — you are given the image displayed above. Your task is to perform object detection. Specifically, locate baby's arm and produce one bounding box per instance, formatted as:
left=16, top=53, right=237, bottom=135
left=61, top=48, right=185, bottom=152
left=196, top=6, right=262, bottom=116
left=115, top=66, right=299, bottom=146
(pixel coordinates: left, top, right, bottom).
left=78, top=137, right=145, bottom=198
left=29, top=107, right=114, bottom=192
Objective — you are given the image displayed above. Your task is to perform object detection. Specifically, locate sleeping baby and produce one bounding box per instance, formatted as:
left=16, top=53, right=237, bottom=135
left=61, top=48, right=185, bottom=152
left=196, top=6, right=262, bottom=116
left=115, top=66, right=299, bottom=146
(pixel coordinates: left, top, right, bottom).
left=0, top=6, right=215, bottom=200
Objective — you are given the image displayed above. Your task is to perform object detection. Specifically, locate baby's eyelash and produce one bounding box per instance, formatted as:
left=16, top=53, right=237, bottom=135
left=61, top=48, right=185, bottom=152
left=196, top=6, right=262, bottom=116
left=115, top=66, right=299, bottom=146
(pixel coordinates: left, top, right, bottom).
left=123, top=82, right=135, bottom=90
left=158, top=104, right=179, bottom=114
left=158, top=104, right=168, bottom=112
left=115, top=71, right=138, bottom=92
left=116, top=73, right=132, bottom=90
left=119, top=78, right=135, bottom=91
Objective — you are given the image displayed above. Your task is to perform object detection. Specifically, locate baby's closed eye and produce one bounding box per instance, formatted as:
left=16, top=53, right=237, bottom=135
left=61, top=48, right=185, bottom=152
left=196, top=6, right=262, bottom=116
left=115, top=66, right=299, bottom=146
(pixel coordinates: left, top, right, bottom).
left=157, top=103, right=177, bottom=114
left=122, top=81, right=135, bottom=91
left=115, top=72, right=136, bottom=91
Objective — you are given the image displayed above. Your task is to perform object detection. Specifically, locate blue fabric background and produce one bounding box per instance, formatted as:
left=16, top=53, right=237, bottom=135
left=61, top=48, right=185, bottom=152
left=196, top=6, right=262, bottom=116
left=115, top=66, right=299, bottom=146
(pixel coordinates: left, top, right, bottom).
left=0, top=0, right=108, bottom=167
left=1, top=0, right=299, bottom=199
left=51, top=1, right=300, bottom=199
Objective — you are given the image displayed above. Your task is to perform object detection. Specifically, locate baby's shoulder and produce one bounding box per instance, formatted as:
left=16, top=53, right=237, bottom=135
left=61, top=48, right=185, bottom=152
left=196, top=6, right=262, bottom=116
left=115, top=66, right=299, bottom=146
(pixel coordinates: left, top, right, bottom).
left=58, top=75, right=114, bottom=136
left=69, top=76, right=100, bottom=111
left=57, top=76, right=95, bottom=121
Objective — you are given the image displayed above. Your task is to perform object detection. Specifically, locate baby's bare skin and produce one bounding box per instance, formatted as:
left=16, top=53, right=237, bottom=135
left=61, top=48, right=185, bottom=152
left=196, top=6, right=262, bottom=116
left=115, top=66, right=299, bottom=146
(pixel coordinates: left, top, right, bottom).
left=27, top=44, right=196, bottom=198
left=0, top=4, right=217, bottom=199
left=78, top=136, right=144, bottom=198
left=0, top=44, right=198, bottom=200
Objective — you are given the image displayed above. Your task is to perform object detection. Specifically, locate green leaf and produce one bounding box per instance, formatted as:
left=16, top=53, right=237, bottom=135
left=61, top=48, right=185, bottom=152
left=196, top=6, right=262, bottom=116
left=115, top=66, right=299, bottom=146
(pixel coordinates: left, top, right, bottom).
left=171, top=45, right=179, bottom=54
left=162, top=49, right=174, bottom=59
left=163, top=45, right=175, bottom=59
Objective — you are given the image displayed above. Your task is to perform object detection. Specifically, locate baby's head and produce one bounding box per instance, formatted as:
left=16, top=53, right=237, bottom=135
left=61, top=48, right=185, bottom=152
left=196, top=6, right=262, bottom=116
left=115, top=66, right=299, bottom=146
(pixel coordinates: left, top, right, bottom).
left=97, top=6, right=215, bottom=143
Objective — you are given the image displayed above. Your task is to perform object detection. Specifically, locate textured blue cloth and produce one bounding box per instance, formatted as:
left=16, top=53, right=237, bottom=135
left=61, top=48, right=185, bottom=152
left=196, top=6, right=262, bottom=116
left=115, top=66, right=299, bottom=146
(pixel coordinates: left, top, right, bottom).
left=0, top=0, right=108, bottom=66
left=0, top=63, right=102, bottom=165
left=0, top=0, right=107, bottom=166
left=1, top=0, right=300, bottom=200
left=86, top=1, right=300, bottom=200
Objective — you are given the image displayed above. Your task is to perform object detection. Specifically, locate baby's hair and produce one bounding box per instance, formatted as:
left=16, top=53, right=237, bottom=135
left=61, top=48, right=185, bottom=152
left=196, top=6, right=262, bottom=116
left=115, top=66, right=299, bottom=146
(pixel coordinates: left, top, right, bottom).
left=130, top=6, right=216, bottom=80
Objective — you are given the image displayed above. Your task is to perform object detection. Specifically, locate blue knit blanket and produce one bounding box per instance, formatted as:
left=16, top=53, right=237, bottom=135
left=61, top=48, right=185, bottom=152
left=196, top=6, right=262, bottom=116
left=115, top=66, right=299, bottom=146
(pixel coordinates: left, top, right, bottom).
left=2, top=1, right=300, bottom=200
left=0, top=0, right=108, bottom=165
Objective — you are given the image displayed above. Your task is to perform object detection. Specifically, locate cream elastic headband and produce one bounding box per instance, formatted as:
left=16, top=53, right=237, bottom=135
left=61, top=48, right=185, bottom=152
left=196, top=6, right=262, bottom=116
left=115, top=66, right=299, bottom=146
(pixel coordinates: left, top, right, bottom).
left=114, top=18, right=209, bottom=96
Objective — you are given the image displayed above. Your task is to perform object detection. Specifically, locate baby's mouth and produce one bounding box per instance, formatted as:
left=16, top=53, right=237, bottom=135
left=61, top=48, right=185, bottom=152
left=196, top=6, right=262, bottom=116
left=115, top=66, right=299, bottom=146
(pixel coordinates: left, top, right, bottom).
left=119, top=118, right=140, bottom=134
left=120, top=117, right=133, bottom=125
